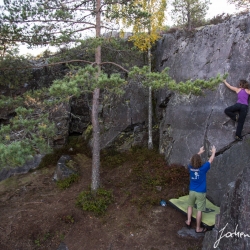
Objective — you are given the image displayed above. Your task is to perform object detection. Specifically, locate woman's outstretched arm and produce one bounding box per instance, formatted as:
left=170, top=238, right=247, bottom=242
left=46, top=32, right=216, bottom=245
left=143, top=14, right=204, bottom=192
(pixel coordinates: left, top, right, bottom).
left=223, top=80, right=239, bottom=92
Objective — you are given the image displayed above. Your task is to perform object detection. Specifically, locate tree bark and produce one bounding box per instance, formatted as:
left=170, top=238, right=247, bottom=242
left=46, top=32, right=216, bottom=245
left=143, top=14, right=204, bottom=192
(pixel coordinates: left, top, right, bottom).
left=147, top=45, right=153, bottom=149
left=187, top=1, right=191, bottom=31
left=91, top=87, right=100, bottom=192
left=148, top=85, right=153, bottom=149
left=91, top=0, right=101, bottom=192
left=147, top=3, right=153, bottom=149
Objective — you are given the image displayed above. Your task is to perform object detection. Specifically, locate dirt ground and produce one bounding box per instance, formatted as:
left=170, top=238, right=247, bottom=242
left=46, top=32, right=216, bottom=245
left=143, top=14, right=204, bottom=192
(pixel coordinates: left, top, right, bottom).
left=0, top=149, right=204, bottom=250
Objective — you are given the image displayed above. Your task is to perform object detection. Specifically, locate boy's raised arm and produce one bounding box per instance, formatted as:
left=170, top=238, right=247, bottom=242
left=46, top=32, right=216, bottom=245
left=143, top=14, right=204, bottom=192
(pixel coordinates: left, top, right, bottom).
left=208, top=146, right=216, bottom=164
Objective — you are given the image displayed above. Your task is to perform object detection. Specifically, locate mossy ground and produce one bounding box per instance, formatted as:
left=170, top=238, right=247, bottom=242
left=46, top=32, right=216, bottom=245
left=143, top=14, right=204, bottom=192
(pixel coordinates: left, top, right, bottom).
left=0, top=139, right=203, bottom=250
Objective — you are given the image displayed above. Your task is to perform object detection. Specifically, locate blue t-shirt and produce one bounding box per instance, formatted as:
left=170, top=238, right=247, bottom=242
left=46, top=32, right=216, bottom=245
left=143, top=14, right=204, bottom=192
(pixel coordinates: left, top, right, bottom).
left=188, top=161, right=210, bottom=193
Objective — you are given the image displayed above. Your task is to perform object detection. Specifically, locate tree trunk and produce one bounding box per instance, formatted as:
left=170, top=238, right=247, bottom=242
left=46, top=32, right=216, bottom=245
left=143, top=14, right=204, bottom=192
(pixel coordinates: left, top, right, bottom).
left=148, top=85, right=153, bottom=149
left=147, top=46, right=153, bottom=149
left=187, top=1, right=191, bottom=31
left=91, top=87, right=100, bottom=192
left=147, top=5, right=153, bottom=149
left=91, top=0, right=101, bottom=192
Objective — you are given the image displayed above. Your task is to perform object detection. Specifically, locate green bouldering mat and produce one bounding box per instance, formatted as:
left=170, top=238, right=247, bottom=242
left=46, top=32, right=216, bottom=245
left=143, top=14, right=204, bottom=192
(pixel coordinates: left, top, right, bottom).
left=169, top=195, right=220, bottom=228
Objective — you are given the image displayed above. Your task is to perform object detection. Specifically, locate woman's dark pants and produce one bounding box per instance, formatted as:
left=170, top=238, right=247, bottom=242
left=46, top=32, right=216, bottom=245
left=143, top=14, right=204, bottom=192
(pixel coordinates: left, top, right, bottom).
left=224, top=103, right=248, bottom=138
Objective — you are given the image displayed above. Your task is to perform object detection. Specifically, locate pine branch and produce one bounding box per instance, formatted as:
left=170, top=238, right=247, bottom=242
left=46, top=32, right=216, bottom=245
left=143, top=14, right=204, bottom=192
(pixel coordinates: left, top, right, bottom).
left=0, top=60, right=129, bottom=72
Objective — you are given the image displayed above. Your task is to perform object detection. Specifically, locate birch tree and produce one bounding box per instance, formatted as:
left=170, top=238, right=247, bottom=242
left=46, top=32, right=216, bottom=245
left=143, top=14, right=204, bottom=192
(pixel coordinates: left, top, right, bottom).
left=114, top=0, right=167, bottom=149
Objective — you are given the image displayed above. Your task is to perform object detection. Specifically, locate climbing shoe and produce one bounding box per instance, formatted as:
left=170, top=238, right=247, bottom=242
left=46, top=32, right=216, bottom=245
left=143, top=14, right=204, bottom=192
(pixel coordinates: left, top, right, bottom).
left=235, top=136, right=243, bottom=141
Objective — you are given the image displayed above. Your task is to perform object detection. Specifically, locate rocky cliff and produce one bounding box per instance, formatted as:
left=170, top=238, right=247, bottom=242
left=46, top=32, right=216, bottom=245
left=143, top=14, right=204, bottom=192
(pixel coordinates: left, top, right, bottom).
left=155, top=13, right=250, bottom=205
left=202, top=166, right=250, bottom=250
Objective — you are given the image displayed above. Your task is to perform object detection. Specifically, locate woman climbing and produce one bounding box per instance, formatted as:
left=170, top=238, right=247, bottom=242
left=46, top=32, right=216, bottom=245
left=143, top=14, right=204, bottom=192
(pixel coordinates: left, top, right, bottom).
left=223, top=79, right=250, bottom=141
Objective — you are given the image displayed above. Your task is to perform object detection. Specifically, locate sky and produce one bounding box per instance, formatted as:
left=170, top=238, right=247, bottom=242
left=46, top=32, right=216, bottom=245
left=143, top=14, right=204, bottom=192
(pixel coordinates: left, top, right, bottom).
left=207, top=0, right=239, bottom=18
left=17, top=0, right=239, bottom=56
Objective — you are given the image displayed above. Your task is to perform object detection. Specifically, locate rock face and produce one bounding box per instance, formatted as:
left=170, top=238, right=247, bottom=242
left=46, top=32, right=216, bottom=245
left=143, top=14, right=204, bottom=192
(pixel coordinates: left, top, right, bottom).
left=50, top=102, right=71, bottom=146
left=99, top=80, right=149, bottom=149
left=69, top=81, right=150, bottom=150
left=53, top=155, right=77, bottom=181
left=69, top=94, right=91, bottom=134
left=202, top=166, right=250, bottom=250
left=155, top=13, right=250, bottom=205
left=0, top=155, right=44, bottom=182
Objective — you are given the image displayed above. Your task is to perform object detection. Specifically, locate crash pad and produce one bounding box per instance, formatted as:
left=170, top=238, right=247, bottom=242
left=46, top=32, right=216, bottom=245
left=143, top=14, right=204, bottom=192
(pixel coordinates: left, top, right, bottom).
left=169, top=195, right=220, bottom=228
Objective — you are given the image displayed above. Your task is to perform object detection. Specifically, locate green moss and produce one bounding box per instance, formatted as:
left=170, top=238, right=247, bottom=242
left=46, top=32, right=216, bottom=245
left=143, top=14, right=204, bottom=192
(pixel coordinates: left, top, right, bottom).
left=84, top=125, right=93, bottom=141
left=65, top=160, right=78, bottom=171
left=76, top=188, right=113, bottom=216
left=56, top=173, right=80, bottom=190
left=0, top=176, right=19, bottom=191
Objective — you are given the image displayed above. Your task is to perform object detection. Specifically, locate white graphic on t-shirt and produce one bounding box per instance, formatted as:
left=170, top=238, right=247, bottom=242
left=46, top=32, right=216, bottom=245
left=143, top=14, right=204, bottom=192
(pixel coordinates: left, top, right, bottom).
left=192, top=171, right=199, bottom=180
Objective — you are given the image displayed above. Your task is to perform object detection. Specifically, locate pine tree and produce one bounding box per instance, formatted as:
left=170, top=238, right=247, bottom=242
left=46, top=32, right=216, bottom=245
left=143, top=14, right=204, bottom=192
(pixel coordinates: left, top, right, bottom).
left=129, top=67, right=228, bottom=113
left=0, top=89, right=57, bottom=167
left=0, top=54, right=32, bottom=90
left=0, top=0, right=144, bottom=191
left=227, top=0, right=250, bottom=9
left=171, top=0, right=211, bottom=30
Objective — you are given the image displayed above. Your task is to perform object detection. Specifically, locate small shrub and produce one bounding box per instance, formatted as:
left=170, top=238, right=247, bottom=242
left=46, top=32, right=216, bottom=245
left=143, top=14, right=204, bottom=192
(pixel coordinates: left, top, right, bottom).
left=34, top=239, right=40, bottom=247
left=207, top=13, right=232, bottom=26
left=61, top=215, right=75, bottom=224
left=43, top=232, right=51, bottom=241
left=56, top=173, right=80, bottom=190
left=165, top=27, right=180, bottom=34
left=33, top=231, right=52, bottom=247
left=76, top=188, right=113, bottom=216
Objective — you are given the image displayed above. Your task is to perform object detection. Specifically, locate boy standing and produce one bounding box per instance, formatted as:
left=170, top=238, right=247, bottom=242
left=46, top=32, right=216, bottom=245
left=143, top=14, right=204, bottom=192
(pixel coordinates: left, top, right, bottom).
left=185, top=145, right=216, bottom=233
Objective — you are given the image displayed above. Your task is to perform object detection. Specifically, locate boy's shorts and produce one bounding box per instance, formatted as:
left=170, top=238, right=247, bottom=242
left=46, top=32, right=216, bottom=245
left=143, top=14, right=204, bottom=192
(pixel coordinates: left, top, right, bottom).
left=188, top=191, right=206, bottom=211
